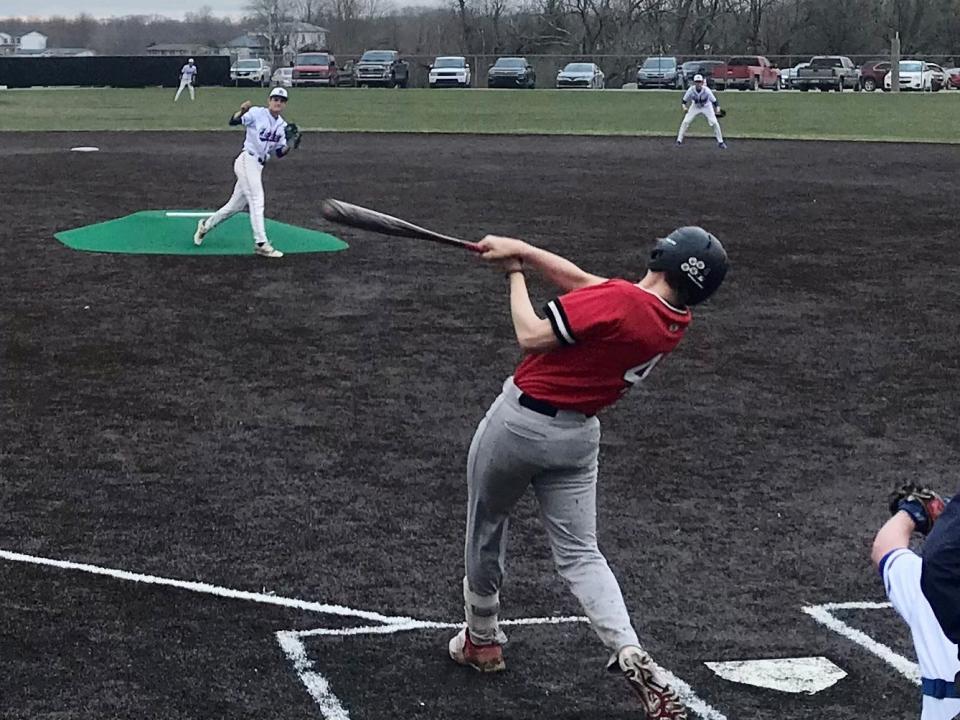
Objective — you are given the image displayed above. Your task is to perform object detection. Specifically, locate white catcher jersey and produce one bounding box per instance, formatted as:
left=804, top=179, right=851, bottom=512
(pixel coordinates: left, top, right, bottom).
left=883, top=548, right=960, bottom=720
left=240, top=107, right=288, bottom=161
left=682, top=85, right=717, bottom=107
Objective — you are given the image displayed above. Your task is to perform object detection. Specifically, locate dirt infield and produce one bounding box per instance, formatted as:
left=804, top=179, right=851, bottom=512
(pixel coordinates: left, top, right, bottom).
left=2, top=131, right=959, bottom=720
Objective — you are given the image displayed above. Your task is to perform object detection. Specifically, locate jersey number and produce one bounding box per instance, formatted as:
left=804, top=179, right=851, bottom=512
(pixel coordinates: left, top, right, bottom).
left=623, top=354, right=664, bottom=387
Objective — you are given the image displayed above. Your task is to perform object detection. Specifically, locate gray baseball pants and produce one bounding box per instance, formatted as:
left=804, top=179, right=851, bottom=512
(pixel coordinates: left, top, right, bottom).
left=461, top=376, right=640, bottom=653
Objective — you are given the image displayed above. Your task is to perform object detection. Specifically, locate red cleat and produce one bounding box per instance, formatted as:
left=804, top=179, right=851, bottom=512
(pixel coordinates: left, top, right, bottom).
left=448, top=627, right=506, bottom=673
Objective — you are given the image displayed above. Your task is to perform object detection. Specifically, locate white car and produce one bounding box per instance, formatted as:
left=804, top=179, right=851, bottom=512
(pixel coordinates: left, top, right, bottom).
left=429, top=56, right=471, bottom=88
left=556, top=62, right=605, bottom=89
left=230, top=58, right=272, bottom=86
left=271, top=66, right=294, bottom=88
left=883, top=60, right=946, bottom=91
left=780, top=62, right=809, bottom=88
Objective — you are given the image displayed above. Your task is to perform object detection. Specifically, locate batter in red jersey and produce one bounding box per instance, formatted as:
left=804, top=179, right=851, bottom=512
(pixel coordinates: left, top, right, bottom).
left=447, top=227, right=728, bottom=719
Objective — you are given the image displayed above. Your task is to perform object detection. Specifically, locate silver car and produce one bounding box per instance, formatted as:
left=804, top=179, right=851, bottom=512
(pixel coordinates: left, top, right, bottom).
left=556, top=62, right=605, bottom=89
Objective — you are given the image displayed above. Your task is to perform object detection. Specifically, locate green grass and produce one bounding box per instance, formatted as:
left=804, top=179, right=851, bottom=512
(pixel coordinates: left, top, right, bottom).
left=2, top=86, right=958, bottom=142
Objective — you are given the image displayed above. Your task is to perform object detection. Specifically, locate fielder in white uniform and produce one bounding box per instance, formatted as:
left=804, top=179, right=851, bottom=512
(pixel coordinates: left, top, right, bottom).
left=676, top=74, right=725, bottom=148
left=193, top=87, right=295, bottom=258
left=174, top=59, right=198, bottom=102
left=873, top=504, right=960, bottom=719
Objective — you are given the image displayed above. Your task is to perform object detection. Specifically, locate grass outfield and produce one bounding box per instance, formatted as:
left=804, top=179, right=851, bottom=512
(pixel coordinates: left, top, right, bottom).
left=2, top=86, right=958, bottom=141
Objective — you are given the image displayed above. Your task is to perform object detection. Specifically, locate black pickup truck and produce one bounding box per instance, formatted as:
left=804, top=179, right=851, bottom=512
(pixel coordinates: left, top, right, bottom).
left=354, top=50, right=409, bottom=88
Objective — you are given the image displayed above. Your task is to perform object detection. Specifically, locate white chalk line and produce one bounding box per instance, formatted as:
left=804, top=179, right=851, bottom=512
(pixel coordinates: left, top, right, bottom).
left=0, top=548, right=414, bottom=625
left=280, top=617, right=727, bottom=720
left=802, top=601, right=920, bottom=684
left=1, top=548, right=725, bottom=720
left=165, top=211, right=213, bottom=218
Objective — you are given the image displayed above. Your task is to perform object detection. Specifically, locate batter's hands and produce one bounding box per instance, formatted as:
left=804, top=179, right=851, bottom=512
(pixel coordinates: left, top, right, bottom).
left=477, top=235, right=528, bottom=262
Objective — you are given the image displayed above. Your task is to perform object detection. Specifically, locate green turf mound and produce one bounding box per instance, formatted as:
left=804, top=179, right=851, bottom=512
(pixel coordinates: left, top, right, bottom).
left=54, top=210, right=348, bottom=255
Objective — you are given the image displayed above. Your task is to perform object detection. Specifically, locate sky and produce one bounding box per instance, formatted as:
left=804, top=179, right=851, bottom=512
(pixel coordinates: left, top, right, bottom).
left=4, top=1, right=270, bottom=19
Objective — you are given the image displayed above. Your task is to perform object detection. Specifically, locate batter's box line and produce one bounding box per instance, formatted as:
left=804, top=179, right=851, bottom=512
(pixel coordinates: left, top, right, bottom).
left=802, top=600, right=920, bottom=684
left=0, top=548, right=726, bottom=720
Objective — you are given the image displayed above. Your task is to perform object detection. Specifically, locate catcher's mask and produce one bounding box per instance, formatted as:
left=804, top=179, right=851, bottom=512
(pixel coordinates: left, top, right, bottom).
left=647, top=227, right=728, bottom=306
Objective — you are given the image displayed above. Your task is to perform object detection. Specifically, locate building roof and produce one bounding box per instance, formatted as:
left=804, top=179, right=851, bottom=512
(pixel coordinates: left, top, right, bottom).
left=21, top=30, right=47, bottom=38
left=226, top=33, right=268, bottom=48
left=146, top=43, right=211, bottom=52
left=280, top=21, right=328, bottom=32
left=42, top=47, right=95, bottom=56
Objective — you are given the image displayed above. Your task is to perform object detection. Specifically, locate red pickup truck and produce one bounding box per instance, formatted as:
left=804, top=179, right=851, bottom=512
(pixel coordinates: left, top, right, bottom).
left=722, top=56, right=781, bottom=90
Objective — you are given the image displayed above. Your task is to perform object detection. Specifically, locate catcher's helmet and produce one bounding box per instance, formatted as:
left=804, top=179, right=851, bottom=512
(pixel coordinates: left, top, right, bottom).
left=647, top=227, right=728, bottom=306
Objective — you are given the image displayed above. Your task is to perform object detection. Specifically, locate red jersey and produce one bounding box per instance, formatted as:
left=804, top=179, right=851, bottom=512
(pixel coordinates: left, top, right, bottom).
left=513, top=279, right=690, bottom=416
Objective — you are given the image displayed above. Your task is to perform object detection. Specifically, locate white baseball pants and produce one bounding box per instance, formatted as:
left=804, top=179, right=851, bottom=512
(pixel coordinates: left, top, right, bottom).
left=461, top=376, right=641, bottom=654
left=174, top=79, right=194, bottom=101
left=201, top=152, right=269, bottom=246
left=677, top=104, right=724, bottom=143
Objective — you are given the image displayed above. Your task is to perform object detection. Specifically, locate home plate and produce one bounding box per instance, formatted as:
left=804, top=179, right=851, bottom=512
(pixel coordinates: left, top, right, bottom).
left=70, top=146, right=100, bottom=152
left=705, top=656, right=847, bottom=694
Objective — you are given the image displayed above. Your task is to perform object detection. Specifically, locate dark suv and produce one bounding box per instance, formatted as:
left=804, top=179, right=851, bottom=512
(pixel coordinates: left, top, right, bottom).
left=487, top=57, right=536, bottom=88
left=354, top=50, right=409, bottom=88
left=636, top=56, right=681, bottom=88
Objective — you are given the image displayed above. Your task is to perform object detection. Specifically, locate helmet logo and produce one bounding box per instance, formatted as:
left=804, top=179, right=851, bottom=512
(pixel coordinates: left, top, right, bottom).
left=681, top=256, right=706, bottom=288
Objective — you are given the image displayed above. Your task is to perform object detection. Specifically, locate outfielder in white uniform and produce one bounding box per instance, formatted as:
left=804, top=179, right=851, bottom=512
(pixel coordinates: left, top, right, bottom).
left=174, top=59, right=198, bottom=102
left=676, top=74, right=725, bottom=148
left=193, top=87, right=295, bottom=258
left=873, top=506, right=960, bottom=719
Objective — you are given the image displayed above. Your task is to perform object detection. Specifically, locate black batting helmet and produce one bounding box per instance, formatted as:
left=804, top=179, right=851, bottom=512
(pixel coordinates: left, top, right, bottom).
left=647, top=227, right=728, bottom=306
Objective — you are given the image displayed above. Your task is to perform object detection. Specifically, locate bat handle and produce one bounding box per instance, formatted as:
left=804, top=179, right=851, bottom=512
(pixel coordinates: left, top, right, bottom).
left=466, top=242, right=483, bottom=253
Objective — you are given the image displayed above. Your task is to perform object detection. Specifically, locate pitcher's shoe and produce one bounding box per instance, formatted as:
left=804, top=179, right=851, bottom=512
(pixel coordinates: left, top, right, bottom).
left=611, top=646, right=687, bottom=720
left=254, top=242, right=283, bottom=258
left=193, top=219, right=206, bottom=246
left=448, top=627, right=505, bottom=673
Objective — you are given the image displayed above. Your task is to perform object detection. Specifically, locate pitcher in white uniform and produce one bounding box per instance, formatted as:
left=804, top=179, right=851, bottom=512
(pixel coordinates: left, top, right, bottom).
left=872, top=494, right=960, bottom=720
left=174, top=58, right=198, bottom=102
left=676, top=74, right=725, bottom=149
left=193, top=87, right=295, bottom=258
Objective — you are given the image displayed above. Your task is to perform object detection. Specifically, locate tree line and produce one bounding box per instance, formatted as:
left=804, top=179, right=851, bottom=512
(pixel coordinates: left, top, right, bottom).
left=2, top=0, right=958, bottom=60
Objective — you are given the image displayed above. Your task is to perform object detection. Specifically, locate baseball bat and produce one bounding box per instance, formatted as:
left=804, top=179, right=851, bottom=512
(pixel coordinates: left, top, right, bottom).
left=320, top=198, right=482, bottom=253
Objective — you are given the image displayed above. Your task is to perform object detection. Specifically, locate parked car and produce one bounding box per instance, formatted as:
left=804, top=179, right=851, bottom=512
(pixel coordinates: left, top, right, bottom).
left=429, top=56, right=471, bottom=88
left=636, top=56, right=681, bottom=89
left=947, top=68, right=960, bottom=89
left=271, top=66, right=293, bottom=88
left=858, top=59, right=890, bottom=91
left=487, top=57, right=536, bottom=88
left=336, top=60, right=356, bottom=87
left=292, top=51, right=339, bottom=87
left=556, top=62, right=605, bottom=89
left=926, top=63, right=948, bottom=91
left=883, top=60, right=947, bottom=91
left=722, top=55, right=780, bottom=90
left=354, top=50, right=409, bottom=88
left=780, top=62, right=809, bottom=89
left=230, top=58, right=271, bottom=86
left=679, top=59, right=727, bottom=89
left=793, top=56, right=859, bottom=91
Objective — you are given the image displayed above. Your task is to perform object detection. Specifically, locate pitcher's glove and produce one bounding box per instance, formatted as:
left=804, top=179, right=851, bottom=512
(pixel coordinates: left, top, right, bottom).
left=888, top=484, right=946, bottom=535
left=284, top=122, right=302, bottom=150
left=716, top=108, right=727, bottom=118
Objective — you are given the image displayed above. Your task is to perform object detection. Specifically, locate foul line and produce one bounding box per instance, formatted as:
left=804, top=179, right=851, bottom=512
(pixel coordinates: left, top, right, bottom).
left=165, top=211, right=213, bottom=218
left=802, top=601, right=920, bottom=684
left=0, top=548, right=414, bottom=625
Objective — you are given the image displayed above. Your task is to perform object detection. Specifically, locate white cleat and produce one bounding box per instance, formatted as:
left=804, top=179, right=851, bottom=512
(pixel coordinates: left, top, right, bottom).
left=254, top=242, right=283, bottom=258
left=193, top=219, right=206, bottom=246
left=613, top=646, right=687, bottom=720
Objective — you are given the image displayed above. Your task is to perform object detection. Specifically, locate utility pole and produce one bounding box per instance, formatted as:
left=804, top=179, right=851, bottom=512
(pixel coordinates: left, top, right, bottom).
left=891, top=31, right=900, bottom=93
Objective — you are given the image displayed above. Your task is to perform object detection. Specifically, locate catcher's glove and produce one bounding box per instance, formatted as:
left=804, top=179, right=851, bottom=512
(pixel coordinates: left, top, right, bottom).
left=716, top=108, right=727, bottom=118
left=284, top=122, right=302, bottom=150
left=888, top=483, right=946, bottom=535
